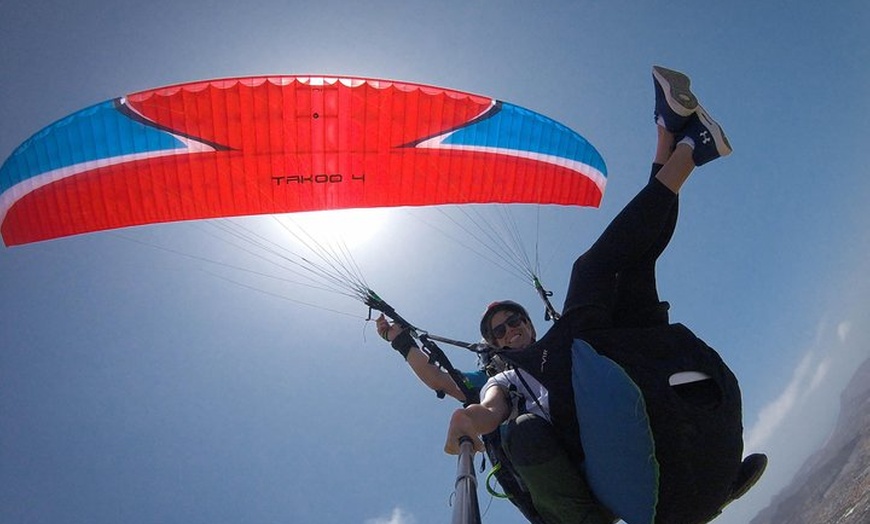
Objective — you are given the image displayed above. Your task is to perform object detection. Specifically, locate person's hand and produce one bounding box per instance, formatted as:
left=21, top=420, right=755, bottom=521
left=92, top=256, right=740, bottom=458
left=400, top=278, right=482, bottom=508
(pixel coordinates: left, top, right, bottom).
left=444, top=409, right=485, bottom=455
left=375, top=314, right=404, bottom=342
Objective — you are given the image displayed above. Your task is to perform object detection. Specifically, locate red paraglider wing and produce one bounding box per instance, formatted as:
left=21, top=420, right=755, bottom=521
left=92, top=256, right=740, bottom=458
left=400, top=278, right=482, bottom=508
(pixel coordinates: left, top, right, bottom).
left=0, top=76, right=607, bottom=246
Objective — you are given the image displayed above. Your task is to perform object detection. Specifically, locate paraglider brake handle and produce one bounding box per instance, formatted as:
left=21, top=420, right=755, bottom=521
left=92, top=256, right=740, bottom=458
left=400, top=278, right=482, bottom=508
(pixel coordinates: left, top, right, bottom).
left=364, top=290, right=412, bottom=329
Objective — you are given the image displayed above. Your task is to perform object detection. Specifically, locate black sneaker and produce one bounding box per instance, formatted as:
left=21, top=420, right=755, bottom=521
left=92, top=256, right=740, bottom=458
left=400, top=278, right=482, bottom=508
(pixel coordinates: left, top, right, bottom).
left=679, top=105, right=733, bottom=166
left=730, top=453, right=768, bottom=501
left=652, top=65, right=698, bottom=132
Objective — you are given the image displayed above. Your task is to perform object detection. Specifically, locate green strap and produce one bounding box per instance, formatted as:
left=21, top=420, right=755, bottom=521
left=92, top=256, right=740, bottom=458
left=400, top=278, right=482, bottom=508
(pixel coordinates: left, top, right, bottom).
left=485, top=463, right=511, bottom=499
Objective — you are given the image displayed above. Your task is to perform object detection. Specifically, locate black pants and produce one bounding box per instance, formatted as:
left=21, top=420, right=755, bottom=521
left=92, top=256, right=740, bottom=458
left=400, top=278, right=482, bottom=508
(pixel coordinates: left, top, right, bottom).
left=503, top=166, right=679, bottom=524
left=563, top=165, right=677, bottom=329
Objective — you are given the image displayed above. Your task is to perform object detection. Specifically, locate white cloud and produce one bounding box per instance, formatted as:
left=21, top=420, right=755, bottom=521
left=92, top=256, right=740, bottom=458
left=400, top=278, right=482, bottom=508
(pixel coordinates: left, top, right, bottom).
left=837, top=321, right=851, bottom=344
left=744, top=311, right=865, bottom=453
left=807, top=357, right=830, bottom=392
left=365, top=507, right=417, bottom=524
left=744, top=350, right=814, bottom=451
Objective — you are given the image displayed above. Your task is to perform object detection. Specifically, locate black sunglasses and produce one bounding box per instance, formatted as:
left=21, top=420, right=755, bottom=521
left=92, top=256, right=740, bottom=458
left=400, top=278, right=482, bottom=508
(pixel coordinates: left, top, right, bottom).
left=491, top=312, right=526, bottom=340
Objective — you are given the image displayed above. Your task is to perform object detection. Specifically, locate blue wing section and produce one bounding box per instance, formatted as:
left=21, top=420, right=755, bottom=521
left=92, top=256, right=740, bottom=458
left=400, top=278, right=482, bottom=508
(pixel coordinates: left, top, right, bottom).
left=0, top=100, right=184, bottom=194
left=443, top=102, right=607, bottom=176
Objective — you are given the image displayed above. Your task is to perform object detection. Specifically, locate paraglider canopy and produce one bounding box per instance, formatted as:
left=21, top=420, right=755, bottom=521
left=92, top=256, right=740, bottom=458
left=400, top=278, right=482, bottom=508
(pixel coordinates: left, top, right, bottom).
left=0, top=76, right=606, bottom=247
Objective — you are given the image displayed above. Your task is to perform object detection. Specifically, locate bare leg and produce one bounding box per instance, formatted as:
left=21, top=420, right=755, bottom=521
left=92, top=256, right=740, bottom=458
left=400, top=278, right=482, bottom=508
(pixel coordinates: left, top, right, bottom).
left=654, top=125, right=676, bottom=166
left=654, top=143, right=695, bottom=194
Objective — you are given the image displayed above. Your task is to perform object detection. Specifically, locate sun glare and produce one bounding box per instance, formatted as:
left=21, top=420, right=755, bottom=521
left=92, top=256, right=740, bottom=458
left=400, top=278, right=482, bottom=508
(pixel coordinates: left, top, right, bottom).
left=280, top=208, right=390, bottom=250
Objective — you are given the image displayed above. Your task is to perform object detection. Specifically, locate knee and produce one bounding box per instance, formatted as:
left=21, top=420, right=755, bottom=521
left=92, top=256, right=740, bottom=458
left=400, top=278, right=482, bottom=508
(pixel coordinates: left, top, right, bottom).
left=504, top=414, right=561, bottom=466
left=568, top=253, right=595, bottom=285
left=614, top=300, right=671, bottom=328
left=564, top=304, right=613, bottom=331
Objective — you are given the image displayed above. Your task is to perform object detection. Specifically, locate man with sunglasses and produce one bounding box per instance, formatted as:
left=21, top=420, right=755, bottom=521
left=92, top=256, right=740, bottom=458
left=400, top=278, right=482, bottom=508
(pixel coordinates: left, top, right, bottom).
left=444, top=67, right=766, bottom=524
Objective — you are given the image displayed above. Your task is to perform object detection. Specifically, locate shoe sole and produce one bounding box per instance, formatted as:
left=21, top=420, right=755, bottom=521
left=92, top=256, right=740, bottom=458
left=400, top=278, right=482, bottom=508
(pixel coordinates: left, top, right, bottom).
left=715, top=454, right=769, bottom=517
left=652, top=66, right=698, bottom=116
left=696, top=105, right=733, bottom=157
left=731, top=454, right=768, bottom=501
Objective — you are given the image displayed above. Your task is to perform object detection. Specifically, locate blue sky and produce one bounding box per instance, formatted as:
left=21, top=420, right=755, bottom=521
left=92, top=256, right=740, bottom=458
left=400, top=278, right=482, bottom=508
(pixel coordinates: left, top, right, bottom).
left=2, top=2, right=869, bottom=524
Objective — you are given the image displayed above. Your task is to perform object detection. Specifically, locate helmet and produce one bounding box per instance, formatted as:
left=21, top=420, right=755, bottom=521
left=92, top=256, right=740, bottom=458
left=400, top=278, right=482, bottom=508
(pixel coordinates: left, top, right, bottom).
left=479, top=300, right=536, bottom=346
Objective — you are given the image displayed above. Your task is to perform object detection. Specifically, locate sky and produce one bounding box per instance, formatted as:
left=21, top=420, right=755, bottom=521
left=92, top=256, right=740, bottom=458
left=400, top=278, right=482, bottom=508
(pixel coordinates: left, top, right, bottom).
left=1, top=2, right=869, bottom=524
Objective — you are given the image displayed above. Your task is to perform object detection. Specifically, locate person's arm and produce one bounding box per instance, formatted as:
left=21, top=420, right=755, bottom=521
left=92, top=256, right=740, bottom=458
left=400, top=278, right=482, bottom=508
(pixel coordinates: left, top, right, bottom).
left=405, top=346, right=466, bottom=400
left=444, top=384, right=510, bottom=454
left=376, top=314, right=467, bottom=402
